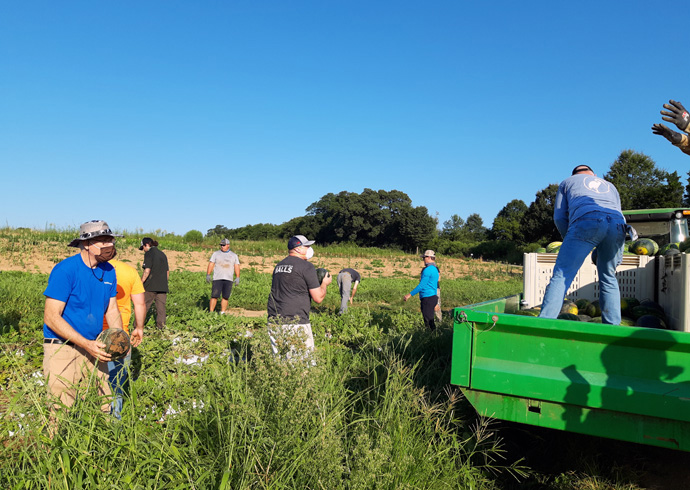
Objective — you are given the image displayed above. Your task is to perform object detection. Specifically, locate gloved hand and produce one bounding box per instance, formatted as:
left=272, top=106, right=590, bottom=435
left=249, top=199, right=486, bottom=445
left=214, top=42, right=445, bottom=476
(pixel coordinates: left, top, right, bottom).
left=234, top=277, right=240, bottom=286
left=652, top=123, right=682, bottom=145
left=206, top=274, right=212, bottom=283
left=661, top=100, right=690, bottom=131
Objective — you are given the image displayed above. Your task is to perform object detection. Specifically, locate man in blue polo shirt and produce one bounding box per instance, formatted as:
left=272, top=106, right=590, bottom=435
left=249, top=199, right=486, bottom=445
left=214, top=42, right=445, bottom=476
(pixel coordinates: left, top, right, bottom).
left=404, top=250, right=440, bottom=331
left=43, top=220, right=123, bottom=424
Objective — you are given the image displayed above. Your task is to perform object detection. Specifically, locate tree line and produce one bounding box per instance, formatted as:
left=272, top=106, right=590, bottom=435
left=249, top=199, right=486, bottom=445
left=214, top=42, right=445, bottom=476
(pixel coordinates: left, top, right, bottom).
left=207, top=150, right=689, bottom=263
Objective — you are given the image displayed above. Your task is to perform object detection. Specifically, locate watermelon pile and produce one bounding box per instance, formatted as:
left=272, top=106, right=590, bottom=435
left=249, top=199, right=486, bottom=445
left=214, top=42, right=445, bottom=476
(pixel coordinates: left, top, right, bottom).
left=522, top=296, right=669, bottom=329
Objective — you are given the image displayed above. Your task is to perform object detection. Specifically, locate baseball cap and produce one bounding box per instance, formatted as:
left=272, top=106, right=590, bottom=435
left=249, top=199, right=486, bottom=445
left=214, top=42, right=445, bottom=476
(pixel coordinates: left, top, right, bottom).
left=421, top=250, right=436, bottom=258
left=68, top=220, right=123, bottom=248
left=139, top=237, right=154, bottom=250
left=288, top=235, right=315, bottom=250
left=220, top=238, right=230, bottom=246
left=572, top=165, right=593, bottom=175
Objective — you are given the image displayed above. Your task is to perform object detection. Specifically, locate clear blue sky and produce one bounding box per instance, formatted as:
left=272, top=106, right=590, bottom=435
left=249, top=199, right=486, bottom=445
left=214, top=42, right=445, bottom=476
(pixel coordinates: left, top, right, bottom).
left=2, top=1, right=689, bottom=236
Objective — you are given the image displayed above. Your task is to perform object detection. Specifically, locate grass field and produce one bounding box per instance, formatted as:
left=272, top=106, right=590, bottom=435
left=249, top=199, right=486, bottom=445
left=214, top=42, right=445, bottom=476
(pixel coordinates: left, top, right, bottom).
left=0, top=228, right=683, bottom=489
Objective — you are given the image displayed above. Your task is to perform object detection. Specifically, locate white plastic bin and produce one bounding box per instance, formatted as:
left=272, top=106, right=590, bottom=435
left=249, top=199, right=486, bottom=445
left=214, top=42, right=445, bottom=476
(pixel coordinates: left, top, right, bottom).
left=523, top=252, right=689, bottom=331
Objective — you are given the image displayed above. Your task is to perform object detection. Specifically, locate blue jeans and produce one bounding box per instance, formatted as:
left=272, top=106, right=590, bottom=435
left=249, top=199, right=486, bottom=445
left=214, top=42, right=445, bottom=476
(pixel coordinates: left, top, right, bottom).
left=108, top=351, right=131, bottom=420
left=539, top=212, right=625, bottom=324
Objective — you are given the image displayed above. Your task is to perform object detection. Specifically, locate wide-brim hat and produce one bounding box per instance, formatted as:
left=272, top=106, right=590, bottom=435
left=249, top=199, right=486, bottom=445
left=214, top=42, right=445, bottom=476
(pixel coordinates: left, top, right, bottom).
left=421, top=249, right=436, bottom=258
left=68, top=220, right=123, bottom=248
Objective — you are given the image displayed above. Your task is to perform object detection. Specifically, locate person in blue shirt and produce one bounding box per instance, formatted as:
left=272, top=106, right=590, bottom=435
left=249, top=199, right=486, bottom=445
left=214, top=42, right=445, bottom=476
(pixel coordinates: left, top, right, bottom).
left=43, top=220, right=123, bottom=431
left=404, top=250, right=440, bottom=330
left=538, top=165, right=626, bottom=324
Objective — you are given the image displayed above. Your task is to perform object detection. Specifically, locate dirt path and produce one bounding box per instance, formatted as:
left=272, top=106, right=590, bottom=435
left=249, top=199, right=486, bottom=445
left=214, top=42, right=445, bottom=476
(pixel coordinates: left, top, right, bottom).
left=0, top=245, right=519, bottom=280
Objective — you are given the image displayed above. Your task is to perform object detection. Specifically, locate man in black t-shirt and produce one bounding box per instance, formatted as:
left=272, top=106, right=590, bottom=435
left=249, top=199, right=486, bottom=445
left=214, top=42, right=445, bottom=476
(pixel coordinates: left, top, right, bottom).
left=140, top=237, right=169, bottom=330
left=267, top=235, right=331, bottom=360
left=336, top=268, right=361, bottom=314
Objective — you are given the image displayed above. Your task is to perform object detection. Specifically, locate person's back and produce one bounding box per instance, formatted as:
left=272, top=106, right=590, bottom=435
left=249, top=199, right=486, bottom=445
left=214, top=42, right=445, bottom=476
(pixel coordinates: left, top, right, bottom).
left=143, top=246, right=169, bottom=292
left=555, top=174, right=623, bottom=235
left=540, top=166, right=626, bottom=325
left=267, top=255, right=318, bottom=323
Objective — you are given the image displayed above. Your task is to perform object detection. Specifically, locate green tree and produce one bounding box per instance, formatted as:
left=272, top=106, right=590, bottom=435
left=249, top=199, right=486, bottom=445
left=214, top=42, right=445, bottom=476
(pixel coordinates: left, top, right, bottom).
left=463, top=213, right=487, bottom=242
left=206, top=225, right=230, bottom=238
left=520, top=184, right=560, bottom=245
left=603, top=150, right=684, bottom=209
left=395, top=205, right=437, bottom=251
left=490, top=199, right=528, bottom=241
left=304, top=189, right=434, bottom=250
left=441, top=214, right=465, bottom=241
left=183, top=230, right=203, bottom=243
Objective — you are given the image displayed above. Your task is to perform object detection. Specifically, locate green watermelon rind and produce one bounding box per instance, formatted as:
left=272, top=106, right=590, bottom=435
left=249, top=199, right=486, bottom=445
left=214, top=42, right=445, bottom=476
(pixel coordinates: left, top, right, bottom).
left=630, top=238, right=659, bottom=256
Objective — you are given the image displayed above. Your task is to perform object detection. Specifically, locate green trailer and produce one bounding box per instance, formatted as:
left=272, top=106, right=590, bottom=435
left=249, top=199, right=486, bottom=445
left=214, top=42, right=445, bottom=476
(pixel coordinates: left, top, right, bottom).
left=451, top=208, right=690, bottom=451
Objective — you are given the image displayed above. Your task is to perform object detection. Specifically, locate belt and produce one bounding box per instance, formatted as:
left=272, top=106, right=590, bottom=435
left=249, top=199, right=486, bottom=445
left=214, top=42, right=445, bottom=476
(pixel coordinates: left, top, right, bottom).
left=44, top=338, right=75, bottom=347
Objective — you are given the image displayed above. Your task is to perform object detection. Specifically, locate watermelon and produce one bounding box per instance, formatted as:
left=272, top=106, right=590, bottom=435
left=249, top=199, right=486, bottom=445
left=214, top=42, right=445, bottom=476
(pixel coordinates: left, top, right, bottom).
left=664, top=248, right=681, bottom=258
left=659, top=242, right=680, bottom=255
left=515, top=308, right=540, bottom=317
left=546, top=241, right=562, bottom=253
left=635, top=315, right=667, bottom=330
left=560, top=301, right=578, bottom=316
left=631, top=305, right=666, bottom=321
left=680, top=239, right=690, bottom=253
left=96, top=328, right=131, bottom=360
left=316, top=268, right=330, bottom=284
left=575, top=298, right=591, bottom=311
left=585, top=300, right=601, bottom=318
left=589, top=316, right=603, bottom=323
left=578, top=314, right=592, bottom=322
left=640, top=299, right=664, bottom=312
left=557, top=313, right=580, bottom=321
left=620, top=317, right=636, bottom=327
left=620, top=297, right=640, bottom=316
left=630, top=238, right=659, bottom=256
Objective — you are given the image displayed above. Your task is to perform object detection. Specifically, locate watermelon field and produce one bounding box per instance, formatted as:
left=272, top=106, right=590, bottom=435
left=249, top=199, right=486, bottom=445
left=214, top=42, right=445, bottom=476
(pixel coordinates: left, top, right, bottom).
left=0, top=228, right=688, bottom=489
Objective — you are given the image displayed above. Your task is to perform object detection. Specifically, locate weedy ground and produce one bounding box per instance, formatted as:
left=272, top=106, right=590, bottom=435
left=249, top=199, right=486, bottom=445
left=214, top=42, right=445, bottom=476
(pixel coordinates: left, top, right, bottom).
left=0, top=228, right=679, bottom=489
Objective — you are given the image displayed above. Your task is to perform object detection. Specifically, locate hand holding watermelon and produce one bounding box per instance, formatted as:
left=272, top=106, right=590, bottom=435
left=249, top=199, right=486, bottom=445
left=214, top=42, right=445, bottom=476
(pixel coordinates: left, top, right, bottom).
left=96, top=328, right=131, bottom=361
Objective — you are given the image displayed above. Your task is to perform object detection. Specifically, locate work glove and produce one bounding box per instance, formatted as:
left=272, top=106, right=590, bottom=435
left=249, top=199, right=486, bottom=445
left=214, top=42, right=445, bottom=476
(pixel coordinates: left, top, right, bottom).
left=661, top=99, right=690, bottom=131
left=651, top=123, right=682, bottom=145
left=234, top=277, right=240, bottom=286
left=206, top=274, right=212, bottom=283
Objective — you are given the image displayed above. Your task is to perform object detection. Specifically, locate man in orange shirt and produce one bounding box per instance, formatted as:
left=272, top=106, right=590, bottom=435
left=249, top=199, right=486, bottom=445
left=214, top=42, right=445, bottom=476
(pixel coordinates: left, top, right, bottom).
left=103, top=259, right=146, bottom=418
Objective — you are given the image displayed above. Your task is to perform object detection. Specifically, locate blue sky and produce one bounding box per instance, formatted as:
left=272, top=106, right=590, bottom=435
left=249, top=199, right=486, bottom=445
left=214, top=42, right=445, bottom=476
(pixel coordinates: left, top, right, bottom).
left=2, top=1, right=689, bottom=236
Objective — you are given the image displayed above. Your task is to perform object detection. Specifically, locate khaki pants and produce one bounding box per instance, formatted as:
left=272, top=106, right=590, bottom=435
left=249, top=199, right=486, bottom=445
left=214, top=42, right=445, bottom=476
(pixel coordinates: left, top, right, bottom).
left=43, top=342, right=112, bottom=414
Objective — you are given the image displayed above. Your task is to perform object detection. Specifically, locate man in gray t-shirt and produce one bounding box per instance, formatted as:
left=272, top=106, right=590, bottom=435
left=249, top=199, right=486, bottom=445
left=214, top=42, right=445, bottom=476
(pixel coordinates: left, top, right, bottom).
left=267, top=235, right=331, bottom=360
left=207, top=238, right=240, bottom=314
